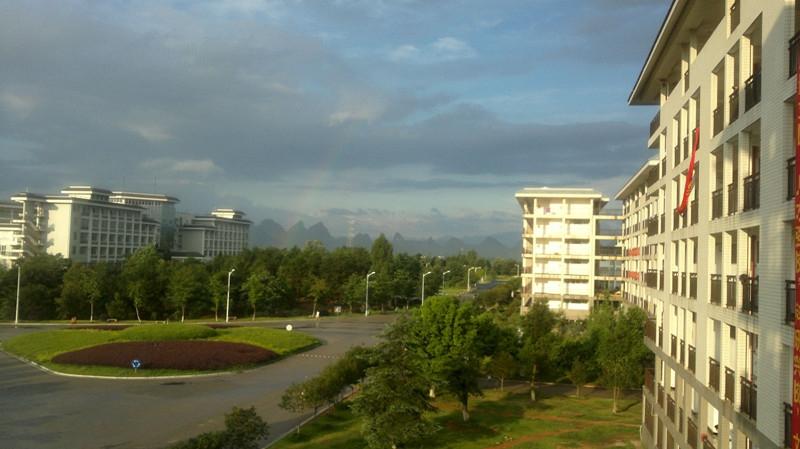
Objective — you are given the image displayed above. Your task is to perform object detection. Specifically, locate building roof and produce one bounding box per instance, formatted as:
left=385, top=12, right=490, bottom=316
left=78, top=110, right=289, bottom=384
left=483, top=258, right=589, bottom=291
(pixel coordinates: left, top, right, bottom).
left=515, top=187, right=605, bottom=200
left=615, top=159, right=660, bottom=200
left=628, top=0, right=724, bottom=105
left=110, top=191, right=180, bottom=203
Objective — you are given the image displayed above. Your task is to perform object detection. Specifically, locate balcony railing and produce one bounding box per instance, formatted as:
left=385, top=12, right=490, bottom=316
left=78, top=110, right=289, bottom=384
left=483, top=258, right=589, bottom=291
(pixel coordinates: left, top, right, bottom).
left=660, top=213, right=665, bottom=233
left=709, top=358, right=721, bottom=392
left=689, top=273, right=697, bottom=299
left=646, top=270, right=658, bottom=289
left=728, top=182, right=738, bottom=215
left=743, top=173, right=760, bottom=211
left=742, top=275, right=759, bottom=314
left=650, top=111, right=660, bottom=137
left=680, top=339, right=686, bottom=365
left=791, top=32, right=800, bottom=77
left=596, top=246, right=622, bottom=257
left=710, top=274, right=722, bottom=305
left=688, top=417, right=698, bottom=449
left=645, top=368, right=655, bottom=395
left=713, top=106, right=724, bottom=136
left=740, top=377, right=757, bottom=421
left=674, top=144, right=681, bottom=166
left=690, top=199, right=698, bottom=225
left=667, top=395, right=676, bottom=422
left=646, top=217, right=659, bottom=236
left=725, top=367, right=735, bottom=402
left=703, top=438, right=716, bottom=449
left=659, top=270, right=664, bottom=291
left=658, top=384, right=665, bottom=408
left=744, top=71, right=761, bottom=111
left=730, top=0, right=740, bottom=31
left=658, top=326, right=663, bottom=349
left=729, top=87, right=739, bottom=124
left=787, top=280, right=796, bottom=324
left=726, top=275, right=738, bottom=309
left=712, top=188, right=723, bottom=219
left=672, top=272, right=679, bottom=295
left=688, top=345, right=696, bottom=373
left=788, top=157, right=796, bottom=201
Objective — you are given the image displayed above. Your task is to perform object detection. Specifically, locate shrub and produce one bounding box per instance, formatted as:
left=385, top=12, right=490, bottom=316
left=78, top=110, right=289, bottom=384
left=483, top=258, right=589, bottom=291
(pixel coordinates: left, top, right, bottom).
left=114, top=324, right=218, bottom=342
left=169, top=407, right=268, bottom=449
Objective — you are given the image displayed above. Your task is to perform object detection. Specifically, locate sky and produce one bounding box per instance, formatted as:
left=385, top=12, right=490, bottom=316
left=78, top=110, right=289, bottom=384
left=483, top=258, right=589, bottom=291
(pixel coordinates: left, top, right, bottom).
left=0, top=0, right=668, bottom=239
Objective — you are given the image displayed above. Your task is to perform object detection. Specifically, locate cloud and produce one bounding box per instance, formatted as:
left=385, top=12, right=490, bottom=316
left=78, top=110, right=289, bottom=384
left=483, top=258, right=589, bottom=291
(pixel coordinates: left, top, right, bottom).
left=389, top=37, right=476, bottom=63
left=142, top=158, right=222, bottom=175
left=122, top=122, right=172, bottom=142
left=0, top=90, right=37, bottom=118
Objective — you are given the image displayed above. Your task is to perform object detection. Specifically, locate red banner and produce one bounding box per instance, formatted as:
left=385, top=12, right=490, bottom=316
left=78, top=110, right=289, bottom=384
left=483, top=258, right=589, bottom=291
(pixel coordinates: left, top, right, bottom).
left=676, top=127, right=700, bottom=214
left=792, top=47, right=800, bottom=449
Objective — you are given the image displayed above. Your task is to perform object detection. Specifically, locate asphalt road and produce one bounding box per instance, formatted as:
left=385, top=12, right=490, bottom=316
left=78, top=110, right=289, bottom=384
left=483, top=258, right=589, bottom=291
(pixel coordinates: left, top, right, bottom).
left=0, top=316, right=393, bottom=449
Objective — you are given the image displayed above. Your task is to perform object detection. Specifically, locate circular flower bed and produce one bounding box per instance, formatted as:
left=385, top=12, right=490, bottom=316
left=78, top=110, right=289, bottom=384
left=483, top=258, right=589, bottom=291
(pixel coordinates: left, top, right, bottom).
left=52, top=341, right=277, bottom=370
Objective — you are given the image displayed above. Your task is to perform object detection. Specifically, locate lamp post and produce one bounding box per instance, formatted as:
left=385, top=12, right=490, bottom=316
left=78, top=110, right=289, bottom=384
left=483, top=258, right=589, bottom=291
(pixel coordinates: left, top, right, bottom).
left=421, top=271, right=433, bottom=305
left=225, top=268, right=235, bottom=323
left=467, top=266, right=479, bottom=292
left=14, top=263, right=21, bottom=327
left=442, top=270, right=451, bottom=293
left=365, top=271, right=376, bottom=316
left=515, top=263, right=520, bottom=277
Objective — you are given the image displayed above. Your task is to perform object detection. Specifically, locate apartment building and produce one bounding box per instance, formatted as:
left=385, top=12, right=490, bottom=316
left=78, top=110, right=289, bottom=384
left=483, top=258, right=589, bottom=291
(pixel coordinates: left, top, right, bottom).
left=515, top=187, right=623, bottom=319
left=174, top=208, right=251, bottom=259
left=622, top=1, right=797, bottom=449
left=109, top=191, right=179, bottom=249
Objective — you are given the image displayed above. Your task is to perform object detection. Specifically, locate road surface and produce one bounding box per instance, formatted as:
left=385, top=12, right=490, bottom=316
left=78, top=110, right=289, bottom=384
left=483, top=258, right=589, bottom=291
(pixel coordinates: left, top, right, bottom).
left=0, top=316, right=392, bottom=449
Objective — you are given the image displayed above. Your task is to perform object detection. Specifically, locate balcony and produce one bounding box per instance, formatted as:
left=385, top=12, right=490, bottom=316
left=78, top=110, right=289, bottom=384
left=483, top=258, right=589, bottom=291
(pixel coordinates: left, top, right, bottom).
left=789, top=157, right=796, bottom=200
left=711, top=188, right=723, bottom=219
left=713, top=106, right=724, bottom=136
left=689, top=273, right=697, bottom=299
left=683, top=136, right=690, bottom=160
left=728, top=182, right=738, bottom=215
left=729, top=88, right=739, bottom=124
left=646, top=217, right=659, bottom=236
left=658, top=384, right=665, bottom=408
left=645, top=270, right=658, bottom=289
left=667, top=395, right=676, bottom=422
left=785, top=403, right=792, bottom=449
left=672, top=272, right=679, bottom=295
left=742, top=276, right=759, bottom=314
left=674, top=144, right=681, bottom=166
left=645, top=318, right=657, bottom=342
left=650, top=111, right=660, bottom=137
left=730, top=0, right=740, bottom=31
left=740, top=377, right=757, bottom=421
left=709, top=358, right=721, bottom=392
left=688, top=417, right=698, bottom=449
left=679, top=339, right=685, bottom=365
left=688, top=345, right=696, bottom=373
left=645, top=368, right=655, bottom=395
left=703, top=438, right=716, bottom=449
left=724, top=367, right=735, bottom=402
left=690, top=199, right=698, bottom=225
left=659, top=270, right=664, bottom=291
left=660, top=213, right=665, bottom=233
left=682, top=272, right=687, bottom=297
left=791, top=31, right=800, bottom=77
left=726, top=276, right=738, bottom=309
left=670, top=335, right=678, bottom=359
left=596, top=245, right=622, bottom=257
left=658, top=326, right=663, bottom=349
left=743, top=173, right=760, bottom=211
left=787, top=281, right=796, bottom=324
left=744, top=71, right=761, bottom=111
left=710, top=274, right=722, bottom=305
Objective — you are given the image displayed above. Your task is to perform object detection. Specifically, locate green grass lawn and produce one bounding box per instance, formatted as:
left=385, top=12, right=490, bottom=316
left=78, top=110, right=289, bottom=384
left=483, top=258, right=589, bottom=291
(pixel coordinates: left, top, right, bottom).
left=0, top=324, right=319, bottom=377
left=272, top=386, right=641, bottom=449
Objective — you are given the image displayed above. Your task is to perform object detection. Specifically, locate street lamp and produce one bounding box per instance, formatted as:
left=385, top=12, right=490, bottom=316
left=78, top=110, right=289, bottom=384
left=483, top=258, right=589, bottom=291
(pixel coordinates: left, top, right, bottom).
left=515, top=263, right=520, bottom=277
left=421, top=271, right=433, bottom=305
left=14, top=262, right=21, bottom=327
left=365, top=271, right=376, bottom=316
left=225, top=268, right=236, bottom=323
left=442, top=270, right=451, bottom=293
left=466, top=266, right=479, bottom=292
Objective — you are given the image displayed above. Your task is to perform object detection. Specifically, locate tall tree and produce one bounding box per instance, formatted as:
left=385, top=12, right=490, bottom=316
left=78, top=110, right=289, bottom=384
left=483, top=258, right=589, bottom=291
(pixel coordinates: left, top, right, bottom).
left=122, top=246, right=166, bottom=322
left=58, top=263, right=101, bottom=321
left=369, top=234, right=393, bottom=273
left=518, top=299, right=560, bottom=401
left=208, top=270, right=229, bottom=321
left=167, top=261, right=208, bottom=322
left=243, top=271, right=270, bottom=320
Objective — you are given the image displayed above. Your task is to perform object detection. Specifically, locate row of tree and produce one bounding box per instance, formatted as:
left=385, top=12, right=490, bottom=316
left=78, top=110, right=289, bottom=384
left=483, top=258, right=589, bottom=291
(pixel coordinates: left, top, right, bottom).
left=278, top=296, right=651, bottom=448
left=0, top=236, right=517, bottom=322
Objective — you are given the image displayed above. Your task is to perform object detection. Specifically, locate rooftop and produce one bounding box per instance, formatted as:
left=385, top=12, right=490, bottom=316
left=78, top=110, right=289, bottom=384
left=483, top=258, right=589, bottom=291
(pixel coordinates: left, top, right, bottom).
left=515, top=187, right=604, bottom=199
left=615, top=159, right=660, bottom=200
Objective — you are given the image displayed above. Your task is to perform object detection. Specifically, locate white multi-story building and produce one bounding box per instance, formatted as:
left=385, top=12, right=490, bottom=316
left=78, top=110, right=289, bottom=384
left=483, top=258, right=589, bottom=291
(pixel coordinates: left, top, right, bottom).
left=0, top=187, right=251, bottom=266
left=515, top=187, right=623, bottom=319
left=174, top=208, right=251, bottom=259
left=622, top=1, right=797, bottom=449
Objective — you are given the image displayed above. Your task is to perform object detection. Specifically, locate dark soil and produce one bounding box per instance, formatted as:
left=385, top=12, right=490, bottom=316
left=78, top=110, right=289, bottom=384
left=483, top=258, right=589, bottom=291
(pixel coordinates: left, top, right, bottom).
left=52, top=341, right=277, bottom=370
left=70, top=325, right=131, bottom=331
left=205, top=323, right=242, bottom=329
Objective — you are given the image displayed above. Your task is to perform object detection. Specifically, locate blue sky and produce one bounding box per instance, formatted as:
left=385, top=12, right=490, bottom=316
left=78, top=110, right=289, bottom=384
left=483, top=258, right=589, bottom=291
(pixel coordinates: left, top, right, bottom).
left=0, top=0, right=669, bottom=238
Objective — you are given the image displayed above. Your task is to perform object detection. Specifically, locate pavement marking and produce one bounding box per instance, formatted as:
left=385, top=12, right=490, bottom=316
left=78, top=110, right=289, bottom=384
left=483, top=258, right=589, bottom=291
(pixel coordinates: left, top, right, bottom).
left=298, top=354, right=339, bottom=360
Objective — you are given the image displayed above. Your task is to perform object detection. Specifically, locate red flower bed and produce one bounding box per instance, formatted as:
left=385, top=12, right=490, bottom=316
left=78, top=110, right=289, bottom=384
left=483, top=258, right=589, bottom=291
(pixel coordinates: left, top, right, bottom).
left=70, top=325, right=131, bottom=331
left=52, top=341, right=277, bottom=370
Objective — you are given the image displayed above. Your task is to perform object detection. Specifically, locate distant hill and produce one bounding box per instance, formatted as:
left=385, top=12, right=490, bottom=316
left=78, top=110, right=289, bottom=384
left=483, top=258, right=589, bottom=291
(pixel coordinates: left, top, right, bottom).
left=249, top=219, right=521, bottom=259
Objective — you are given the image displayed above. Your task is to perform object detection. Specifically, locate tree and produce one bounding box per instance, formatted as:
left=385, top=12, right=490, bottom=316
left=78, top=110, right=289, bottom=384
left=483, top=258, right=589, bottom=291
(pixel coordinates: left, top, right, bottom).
left=168, top=262, right=208, bottom=322
left=58, top=263, right=101, bottom=321
left=518, top=299, right=560, bottom=401
left=10, top=254, right=69, bottom=321
left=208, top=271, right=228, bottom=321
left=484, top=351, right=517, bottom=392
left=351, top=328, right=437, bottom=449
left=169, top=406, right=268, bottom=449
left=308, top=277, right=331, bottom=316
left=566, top=359, right=589, bottom=399
left=342, top=274, right=365, bottom=313
left=369, top=234, right=393, bottom=273
left=243, top=271, right=269, bottom=320
left=122, top=246, right=166, bottom=322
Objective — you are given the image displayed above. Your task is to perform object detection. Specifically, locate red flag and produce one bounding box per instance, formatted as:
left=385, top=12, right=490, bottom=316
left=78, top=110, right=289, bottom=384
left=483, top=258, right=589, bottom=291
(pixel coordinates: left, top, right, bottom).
left=676, top=127, right=700, bottom=214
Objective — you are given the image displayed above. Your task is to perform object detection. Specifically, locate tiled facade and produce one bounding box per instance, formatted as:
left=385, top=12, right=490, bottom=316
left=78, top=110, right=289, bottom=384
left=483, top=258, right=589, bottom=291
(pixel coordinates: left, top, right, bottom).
left=622, top=1, right=798, bottom=449
left=516, top=187, right=623, bottom=319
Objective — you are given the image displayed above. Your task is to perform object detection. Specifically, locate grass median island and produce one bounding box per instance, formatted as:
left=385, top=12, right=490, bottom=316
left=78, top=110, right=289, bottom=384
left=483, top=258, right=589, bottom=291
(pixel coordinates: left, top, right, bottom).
left=272, top=386, right=641, bottom=449
left=0, top=324, right=319, bottom=377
